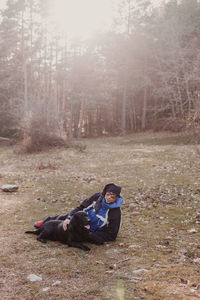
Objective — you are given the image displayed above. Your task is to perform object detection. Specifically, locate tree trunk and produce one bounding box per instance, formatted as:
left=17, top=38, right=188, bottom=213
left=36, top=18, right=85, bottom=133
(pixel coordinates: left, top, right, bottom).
left=77, top=99, right=85, bottom=138
left=121, top=78, right=128, bottom=135
left=68, top=104, right=73, bottom=139
left=21, top=10, right=28, bottom=114
left=141, top=85, right=147, bottom=130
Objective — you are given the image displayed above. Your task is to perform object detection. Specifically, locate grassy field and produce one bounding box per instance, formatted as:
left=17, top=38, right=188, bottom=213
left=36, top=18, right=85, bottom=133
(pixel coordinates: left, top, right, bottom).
left=0, top=131, right=200, bottom=299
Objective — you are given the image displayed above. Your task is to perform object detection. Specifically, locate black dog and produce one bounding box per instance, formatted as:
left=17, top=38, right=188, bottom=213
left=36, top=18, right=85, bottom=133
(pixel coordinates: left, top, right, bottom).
left=25, top=211, right=91, bottom=251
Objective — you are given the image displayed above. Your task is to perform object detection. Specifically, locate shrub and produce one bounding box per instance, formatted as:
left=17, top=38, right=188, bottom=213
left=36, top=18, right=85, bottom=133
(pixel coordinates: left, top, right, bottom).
left=151, top=118, right=186, bottom=132
left=20, top=115, right=71, bottom=153
left=73, top=142, right=87, bottom=153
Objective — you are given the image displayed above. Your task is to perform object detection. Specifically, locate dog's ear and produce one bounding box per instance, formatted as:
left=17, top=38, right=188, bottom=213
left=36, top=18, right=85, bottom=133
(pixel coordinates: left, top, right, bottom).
left=70, top=214, right=79, bottom=223
left=74, top=212, right=83, bottom=219
left=73, top=213, right=79, bottom=219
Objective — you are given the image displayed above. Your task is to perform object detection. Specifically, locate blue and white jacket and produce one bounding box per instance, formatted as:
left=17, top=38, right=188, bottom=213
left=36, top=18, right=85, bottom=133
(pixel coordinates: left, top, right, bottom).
left=68, top=192, right=124, bottom=243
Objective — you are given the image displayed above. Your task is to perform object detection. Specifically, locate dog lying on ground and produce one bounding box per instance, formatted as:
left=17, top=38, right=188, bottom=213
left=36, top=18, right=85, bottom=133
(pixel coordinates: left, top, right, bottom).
left=25, top=211, right=91, bottom=251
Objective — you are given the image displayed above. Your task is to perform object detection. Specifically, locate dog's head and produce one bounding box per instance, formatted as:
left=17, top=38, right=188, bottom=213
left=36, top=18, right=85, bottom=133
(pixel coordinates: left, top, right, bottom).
left=72, top=211, right=90, bottom=230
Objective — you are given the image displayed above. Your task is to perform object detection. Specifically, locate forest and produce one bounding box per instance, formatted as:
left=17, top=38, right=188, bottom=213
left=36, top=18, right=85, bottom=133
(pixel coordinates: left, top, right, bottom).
left=0, top=0, right=200, bottom=141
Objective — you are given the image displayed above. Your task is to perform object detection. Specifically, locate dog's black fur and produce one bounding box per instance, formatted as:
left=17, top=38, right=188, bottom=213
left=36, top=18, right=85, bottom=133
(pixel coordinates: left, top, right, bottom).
left=25, top=211, right=91, bottom=251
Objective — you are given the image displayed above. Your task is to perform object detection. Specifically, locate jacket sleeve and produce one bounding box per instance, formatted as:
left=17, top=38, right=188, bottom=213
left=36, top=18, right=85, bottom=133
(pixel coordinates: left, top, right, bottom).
left=68, top=193, right=101, bottom=218
left=89, top=207, right=121, bottom=243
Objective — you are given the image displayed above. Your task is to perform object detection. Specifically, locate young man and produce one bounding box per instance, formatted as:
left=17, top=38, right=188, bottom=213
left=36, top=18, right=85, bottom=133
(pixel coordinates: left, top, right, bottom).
left=35, top=183, right=123, bottom=244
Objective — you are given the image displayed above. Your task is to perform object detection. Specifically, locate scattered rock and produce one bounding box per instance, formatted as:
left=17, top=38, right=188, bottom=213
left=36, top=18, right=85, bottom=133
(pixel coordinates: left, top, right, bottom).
left=193, top=258, right=200, bottom=264
left=129, top=244, right=141, bottom=248
left=105, top=248, right=123, bottom=256
left=1, top=184, right=19, bottom=192
left=27, top=274, right=42, bottom=282
left=42, top=287, right=50, bottom=292
left=187, top=228, right=197, bottom=234
left=178, top=249, right=187, bottom=256
left=179, top=255, right=186, bottom=263
left=52, top=280, right=61, bottom=286
left=105, top=270, right=114, bottom=274
left=109, top=264, right=117, bottom=270
left=52, top=199, right=58, bottom=203
left=132, top=269, right=149, bottom=275
left=96, top=260, right=104, bottom=265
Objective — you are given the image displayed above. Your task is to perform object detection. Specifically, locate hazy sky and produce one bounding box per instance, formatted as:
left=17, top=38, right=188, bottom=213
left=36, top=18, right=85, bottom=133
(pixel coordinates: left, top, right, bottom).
left=0, top=0, right=167, bottom=9
left=0, top=0, right=6, bottom=8
left=0, top=0, right=167, bottom=38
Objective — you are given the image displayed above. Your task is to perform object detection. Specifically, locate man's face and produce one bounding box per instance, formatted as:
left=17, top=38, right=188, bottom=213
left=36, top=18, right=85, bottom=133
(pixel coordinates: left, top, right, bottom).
left=105, top=192, right=118, bottom=204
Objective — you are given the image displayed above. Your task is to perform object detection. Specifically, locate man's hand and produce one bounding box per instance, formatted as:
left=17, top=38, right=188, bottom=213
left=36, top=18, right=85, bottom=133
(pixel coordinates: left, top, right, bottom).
left=63, top=218, right=70, bottom=231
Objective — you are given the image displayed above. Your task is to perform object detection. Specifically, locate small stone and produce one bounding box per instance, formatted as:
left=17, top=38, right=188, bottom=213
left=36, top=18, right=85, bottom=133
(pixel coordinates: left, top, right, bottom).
left=52, top=280, right=61, bottom=286
left=1, top=184, right=19, bottom=192
left=96, top=260, right=104, bottom=265
left=193, top=258, right=200, bottom=264
left=109, top=264, right=117, bottom=270
left=132, top=269, right=149, bottom=275
left=178, top=249, right=188, bottom=256
left=129, top=244, right=141, bottom=248
left=188, top=228, right=197, bottom=234
left=105, top=248, right=123, bottom=255
left=105, top=270, right=114, bottom=274
left=27, top=274, right=42, bottom=282
left=43, top=287, right=50, bottom=292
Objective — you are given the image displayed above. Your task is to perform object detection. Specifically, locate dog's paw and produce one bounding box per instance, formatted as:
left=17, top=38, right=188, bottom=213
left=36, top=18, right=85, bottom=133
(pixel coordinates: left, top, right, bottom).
left=95, top=241, right=104, bottom=245
left=37, top=237, right=47, bottom=243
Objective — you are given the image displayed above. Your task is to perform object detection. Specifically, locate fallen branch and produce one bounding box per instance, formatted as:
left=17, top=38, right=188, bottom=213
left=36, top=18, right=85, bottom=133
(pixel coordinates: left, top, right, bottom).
left=109, top=258, right=130, bottom=270
left=0, top=137, right=10, bottom=141
left=116, top=258, right=130, bottom=265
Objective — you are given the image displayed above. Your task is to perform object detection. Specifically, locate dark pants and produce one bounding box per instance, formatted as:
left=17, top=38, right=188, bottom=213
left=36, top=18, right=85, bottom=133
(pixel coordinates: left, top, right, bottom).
left=43, top=214, right=69, bottom=223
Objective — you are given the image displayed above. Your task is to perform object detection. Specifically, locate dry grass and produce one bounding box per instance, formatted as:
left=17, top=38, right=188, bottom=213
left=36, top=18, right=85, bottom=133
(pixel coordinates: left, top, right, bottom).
left=0, top=132, right=200, bottom=299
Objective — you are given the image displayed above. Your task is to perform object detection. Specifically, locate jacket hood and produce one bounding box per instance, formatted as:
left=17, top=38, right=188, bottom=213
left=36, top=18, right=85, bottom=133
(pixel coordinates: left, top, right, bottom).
left=102, top=196, right=124, bottom=209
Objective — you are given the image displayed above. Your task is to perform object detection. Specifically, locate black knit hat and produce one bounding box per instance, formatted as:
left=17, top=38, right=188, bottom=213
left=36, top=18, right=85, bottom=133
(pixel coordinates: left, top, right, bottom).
left=102, top=183, right=121, bottom=196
